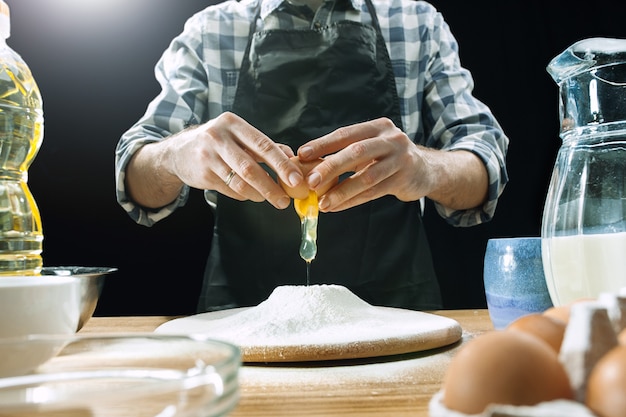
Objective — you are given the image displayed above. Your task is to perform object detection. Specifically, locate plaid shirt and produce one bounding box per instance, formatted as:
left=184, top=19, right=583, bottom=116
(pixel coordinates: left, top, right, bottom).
left=115, top=0, right=509, bottom=227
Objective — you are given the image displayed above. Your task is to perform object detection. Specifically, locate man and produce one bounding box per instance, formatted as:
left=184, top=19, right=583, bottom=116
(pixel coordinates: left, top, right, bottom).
left=115, top=0, right=509, bottom=312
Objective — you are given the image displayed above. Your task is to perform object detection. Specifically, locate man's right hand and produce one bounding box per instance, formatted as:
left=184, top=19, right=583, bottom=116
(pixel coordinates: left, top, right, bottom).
left=125, top=112, right=304, bottom=210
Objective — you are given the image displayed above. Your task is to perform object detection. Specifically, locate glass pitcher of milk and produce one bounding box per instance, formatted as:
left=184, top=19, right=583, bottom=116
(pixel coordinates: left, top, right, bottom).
left=542, top=38, right=626, bottom=306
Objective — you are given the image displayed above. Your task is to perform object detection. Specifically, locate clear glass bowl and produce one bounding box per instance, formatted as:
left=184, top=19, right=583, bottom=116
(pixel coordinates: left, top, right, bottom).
left=0, top=334, right=240, bottom=417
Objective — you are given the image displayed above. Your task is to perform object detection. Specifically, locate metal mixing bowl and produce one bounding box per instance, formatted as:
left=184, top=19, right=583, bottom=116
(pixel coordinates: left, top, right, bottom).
left=41, top=266, right=117, bottom=331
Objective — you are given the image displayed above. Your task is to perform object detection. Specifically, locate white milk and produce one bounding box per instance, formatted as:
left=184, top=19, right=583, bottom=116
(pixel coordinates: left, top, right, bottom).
left=542, top=232, right=626, bottom=306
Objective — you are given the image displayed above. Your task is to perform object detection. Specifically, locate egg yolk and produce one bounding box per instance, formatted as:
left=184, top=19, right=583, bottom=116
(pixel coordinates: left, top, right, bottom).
left=294, top=190, right=318, bottom=220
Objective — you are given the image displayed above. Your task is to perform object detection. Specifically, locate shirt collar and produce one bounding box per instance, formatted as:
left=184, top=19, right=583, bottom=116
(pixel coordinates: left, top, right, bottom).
left=259, top=0, right=363, bottom=20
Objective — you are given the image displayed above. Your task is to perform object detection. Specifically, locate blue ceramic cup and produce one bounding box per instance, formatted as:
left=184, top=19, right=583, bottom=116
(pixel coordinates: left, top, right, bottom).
left=483, top=237, right=553, bottom=330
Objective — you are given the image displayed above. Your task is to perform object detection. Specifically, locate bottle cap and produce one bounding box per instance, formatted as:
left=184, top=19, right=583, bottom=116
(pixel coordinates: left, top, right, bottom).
left=0, top=0, right=9, bottom=40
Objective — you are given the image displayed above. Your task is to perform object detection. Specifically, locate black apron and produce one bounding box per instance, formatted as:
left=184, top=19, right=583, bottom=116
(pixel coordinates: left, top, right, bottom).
left=197, top=0, right=442, bottom=312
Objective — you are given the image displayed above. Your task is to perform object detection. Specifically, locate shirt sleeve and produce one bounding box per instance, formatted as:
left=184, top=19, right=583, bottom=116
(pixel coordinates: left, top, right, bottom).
left=420, top=9, right=509, bottom=227
left=115, top=13, right=209, bottom=227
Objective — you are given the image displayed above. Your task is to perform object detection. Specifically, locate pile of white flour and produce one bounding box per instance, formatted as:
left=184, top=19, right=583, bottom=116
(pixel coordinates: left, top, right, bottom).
left=157, top=285, right=448, bottom=347
left=212, top=285, right=383, bottom=344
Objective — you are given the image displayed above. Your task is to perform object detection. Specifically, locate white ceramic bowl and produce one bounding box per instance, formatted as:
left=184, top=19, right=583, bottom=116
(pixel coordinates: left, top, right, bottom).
left=0, top=276, right=81, bottom=376
left=0, top=334, right=241, bottom=417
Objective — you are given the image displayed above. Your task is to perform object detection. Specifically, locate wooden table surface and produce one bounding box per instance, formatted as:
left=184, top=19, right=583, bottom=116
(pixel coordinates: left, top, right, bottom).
left=80, top=310, right=494, bottom=417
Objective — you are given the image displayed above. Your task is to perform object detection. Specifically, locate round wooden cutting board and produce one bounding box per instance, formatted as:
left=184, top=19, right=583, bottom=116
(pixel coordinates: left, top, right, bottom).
left=155, top=307, right=462, bottom=362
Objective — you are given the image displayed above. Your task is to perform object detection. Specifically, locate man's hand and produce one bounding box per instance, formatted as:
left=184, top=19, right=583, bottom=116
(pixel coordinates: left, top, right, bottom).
left=126, top=112, right=305, bottom=210
left=296, top=117, right=488, bottom=212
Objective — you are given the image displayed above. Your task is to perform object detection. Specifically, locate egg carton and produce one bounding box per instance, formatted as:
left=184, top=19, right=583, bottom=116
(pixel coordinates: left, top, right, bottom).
left=429, top=291, right=626, bottom=417
left=429, top=391, right=595, bottom=417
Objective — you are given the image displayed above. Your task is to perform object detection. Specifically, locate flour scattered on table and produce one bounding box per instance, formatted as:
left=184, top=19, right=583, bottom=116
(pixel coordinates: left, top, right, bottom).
left=156, top=284, right=455, bottom=347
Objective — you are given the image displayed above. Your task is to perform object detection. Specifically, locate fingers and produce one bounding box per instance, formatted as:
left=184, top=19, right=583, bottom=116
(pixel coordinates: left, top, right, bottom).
left=278, top=157, right=314, bottom=200
left=277, top=143, right=296, bottom=158
left=228, top=116, right=303, bottom=188
left=294, top=118, right=414, bottom=212
left=298, top=118, right=401, bottom=190
left=209, top=164, right=261, bottom=203
left=206, top=113, right=303, bottom=209
left=224, top=170, right=236, bottom=187
left=219, top=154, right=292, bottom=208
left=219, top=168, right=279, bottom=207
left=298, top=117, right=398, bottom=161
left=304, top=135, right=391, bottom=196
left=317, top=158, right=397, bottom=212
left=279, top=157, right=338, bottom=200
left=194, top=114, right=413, bottom=211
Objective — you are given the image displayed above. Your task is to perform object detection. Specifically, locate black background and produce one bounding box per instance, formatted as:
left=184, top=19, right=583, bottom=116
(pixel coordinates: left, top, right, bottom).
left=5, top=1, right=626, bottom=315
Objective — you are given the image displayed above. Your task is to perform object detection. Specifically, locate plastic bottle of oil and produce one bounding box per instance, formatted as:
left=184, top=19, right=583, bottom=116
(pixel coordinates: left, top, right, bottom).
left=0, top=0, right=43, bottom=275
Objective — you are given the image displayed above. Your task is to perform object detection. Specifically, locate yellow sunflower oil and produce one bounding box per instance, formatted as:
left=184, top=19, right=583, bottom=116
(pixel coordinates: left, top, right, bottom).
left=0, top=0, right=44, bottom=275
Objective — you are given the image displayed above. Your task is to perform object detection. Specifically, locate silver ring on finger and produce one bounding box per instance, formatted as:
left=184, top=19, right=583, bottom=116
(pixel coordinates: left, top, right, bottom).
left=224, top=170, right=236, bottom=186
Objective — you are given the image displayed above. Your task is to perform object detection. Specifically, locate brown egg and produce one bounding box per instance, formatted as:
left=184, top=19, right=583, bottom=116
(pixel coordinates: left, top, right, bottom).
left=543, top=304, right=571, bottom=323
left=586, top=345, right=626, bottom=417
left=442, top=330, right=573, bottom=415
left=506, top=313, right=566, bottom=352
left=543, top=298, right=596, bottom=324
